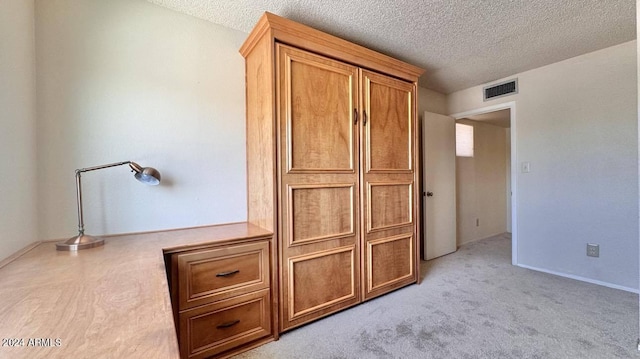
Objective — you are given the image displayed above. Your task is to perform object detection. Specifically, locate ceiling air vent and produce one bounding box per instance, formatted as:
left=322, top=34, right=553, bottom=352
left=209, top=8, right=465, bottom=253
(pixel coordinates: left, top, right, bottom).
left=483, top=79, right=517, bottom=101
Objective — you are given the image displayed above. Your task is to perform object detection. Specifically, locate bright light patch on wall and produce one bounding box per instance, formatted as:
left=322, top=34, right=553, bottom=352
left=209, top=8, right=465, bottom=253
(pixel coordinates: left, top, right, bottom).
left=456, top=123, right=474, bottom=157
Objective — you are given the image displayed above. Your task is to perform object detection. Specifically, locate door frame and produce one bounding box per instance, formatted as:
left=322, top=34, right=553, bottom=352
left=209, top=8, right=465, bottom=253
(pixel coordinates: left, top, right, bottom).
left=450, top=101, right=517, bottom=265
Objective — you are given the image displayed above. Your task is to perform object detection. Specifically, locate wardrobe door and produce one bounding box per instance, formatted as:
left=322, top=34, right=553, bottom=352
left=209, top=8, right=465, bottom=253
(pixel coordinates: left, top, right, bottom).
left=360, top=70, right=417, bottom=301
left=277, top=44, right=361, bottom=331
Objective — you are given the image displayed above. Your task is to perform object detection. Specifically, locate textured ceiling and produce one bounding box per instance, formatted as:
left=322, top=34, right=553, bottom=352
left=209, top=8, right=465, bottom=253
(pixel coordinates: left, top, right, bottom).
left=147, top=0, right=636, bottom=94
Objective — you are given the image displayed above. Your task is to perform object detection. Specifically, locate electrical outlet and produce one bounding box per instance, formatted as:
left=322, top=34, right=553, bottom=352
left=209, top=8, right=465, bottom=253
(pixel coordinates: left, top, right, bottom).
left=586, top=244, right=599, bottom=258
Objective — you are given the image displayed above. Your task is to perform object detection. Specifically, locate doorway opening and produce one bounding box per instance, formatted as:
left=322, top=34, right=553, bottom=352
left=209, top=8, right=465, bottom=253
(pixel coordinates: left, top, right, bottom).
left=451, top=102, right=517, bottom=265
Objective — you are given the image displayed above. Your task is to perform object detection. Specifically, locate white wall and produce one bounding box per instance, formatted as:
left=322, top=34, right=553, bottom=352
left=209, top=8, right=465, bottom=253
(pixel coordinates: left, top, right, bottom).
left=35, top=0, right=248, bottom=240
left=0, top=0, right=38, bottom=260
left=418, top=86, right=446, bottom=115
left=456, top=120, right=508, bottom=245
left=448, top=41, right=639, bottom=290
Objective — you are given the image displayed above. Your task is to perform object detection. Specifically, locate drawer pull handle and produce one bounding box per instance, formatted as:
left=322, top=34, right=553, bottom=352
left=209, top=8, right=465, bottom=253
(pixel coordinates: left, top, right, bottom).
left=216, top=270, right=240, bottom=277
left=217, top=319, right=240, bottom=329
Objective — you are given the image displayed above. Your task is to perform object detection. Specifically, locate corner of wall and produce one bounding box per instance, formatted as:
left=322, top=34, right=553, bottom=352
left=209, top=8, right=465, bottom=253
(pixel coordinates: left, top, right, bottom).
left=0, top=0, right=39, bottom=261
left=418, top=86, right=447, bottom=116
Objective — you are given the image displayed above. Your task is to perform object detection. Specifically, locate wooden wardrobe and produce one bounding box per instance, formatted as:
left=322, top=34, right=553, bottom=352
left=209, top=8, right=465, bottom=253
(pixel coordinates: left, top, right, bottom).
left=240, top=12, right=424, bottom=333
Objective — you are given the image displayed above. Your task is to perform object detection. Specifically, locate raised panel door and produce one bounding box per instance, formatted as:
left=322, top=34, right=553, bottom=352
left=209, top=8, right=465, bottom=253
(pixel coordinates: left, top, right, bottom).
left=361, top=70, right=417, bottom=300
left=280, top=44, right=356, bottom=173
left=277, top=44, right=360, bottom=331
left=363, top=71, right=413, bottom=173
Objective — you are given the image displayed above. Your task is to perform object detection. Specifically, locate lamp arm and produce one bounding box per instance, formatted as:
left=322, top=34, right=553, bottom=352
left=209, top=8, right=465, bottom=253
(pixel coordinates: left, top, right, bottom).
left=76, top=161, right=132, bottom=174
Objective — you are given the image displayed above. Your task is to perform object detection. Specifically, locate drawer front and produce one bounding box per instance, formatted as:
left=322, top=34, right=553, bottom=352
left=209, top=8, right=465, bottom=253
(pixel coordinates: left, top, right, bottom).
left=180, top=289, right=271, bottom=359
left=178, top=241, right=270, bottom=309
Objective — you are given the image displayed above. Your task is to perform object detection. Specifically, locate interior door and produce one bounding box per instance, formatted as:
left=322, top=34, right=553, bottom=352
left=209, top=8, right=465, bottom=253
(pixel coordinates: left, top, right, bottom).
left=277, top=44, right=360, bottom=331
left=423, top=111, right=457, bottom=260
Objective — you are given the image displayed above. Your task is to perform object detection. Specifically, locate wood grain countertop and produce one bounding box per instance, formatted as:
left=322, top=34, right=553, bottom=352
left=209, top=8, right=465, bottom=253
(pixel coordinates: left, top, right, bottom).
left=0, top=222, right=272, bottom=359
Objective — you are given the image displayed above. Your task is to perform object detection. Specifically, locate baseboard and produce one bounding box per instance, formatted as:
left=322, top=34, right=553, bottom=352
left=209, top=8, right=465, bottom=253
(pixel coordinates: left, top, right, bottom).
left=458, top=231, right=511, bottom=247
left=516, top=263, right=639, bottom=294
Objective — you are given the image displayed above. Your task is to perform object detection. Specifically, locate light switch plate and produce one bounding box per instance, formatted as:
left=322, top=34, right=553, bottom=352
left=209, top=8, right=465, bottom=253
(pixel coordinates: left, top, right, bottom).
left=521, top=162, right=531, bottom=173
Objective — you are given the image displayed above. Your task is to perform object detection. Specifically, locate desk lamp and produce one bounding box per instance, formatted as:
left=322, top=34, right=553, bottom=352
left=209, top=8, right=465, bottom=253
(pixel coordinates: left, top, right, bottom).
left=56, top=161, right=161, bottom=251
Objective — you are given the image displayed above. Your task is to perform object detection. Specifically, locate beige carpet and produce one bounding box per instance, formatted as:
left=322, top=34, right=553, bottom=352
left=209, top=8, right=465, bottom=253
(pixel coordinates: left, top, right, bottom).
left=236, top=233, right=639, bottom=358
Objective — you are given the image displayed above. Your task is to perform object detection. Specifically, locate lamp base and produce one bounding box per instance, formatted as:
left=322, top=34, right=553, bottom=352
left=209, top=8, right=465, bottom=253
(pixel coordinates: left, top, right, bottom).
left=56, top=233, right=105, bottom=251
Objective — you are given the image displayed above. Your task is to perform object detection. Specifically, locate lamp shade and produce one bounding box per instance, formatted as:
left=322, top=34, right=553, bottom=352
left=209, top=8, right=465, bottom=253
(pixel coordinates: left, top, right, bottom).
left=129, top=162, right=161, bottom=185
left=135, top=167, right=161, bottom=185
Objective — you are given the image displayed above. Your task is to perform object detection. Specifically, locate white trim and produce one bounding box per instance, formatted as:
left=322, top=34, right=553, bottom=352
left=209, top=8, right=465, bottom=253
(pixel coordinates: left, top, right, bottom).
left=450, top=101, right=518, bottom=265
left=449, top=101, right=516, bottom=120
left=517, top=263, right=639, bottom=294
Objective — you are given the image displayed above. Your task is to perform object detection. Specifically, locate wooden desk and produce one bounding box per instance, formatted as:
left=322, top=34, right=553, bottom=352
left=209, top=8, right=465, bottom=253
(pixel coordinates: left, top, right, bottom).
left=0, top=222, right=271, bottom=359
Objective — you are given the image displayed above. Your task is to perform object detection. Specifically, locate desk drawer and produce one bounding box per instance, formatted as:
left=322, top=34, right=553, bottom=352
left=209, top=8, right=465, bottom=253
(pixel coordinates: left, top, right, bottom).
left=179, top=289, right=271, bottom=359
left=177, top=241, right=270, bottom=309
